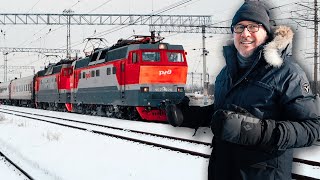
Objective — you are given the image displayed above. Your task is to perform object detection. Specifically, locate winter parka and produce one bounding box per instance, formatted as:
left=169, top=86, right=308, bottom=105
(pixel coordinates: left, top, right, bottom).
left=209, top=26, right=320, bottom=180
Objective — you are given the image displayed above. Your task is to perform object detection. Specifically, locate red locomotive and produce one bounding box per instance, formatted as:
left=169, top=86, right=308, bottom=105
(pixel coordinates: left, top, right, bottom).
left=0, top=34, right=188, bottom=123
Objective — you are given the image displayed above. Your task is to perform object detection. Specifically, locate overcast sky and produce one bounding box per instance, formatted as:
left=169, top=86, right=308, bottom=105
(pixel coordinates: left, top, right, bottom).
left=0, top=0, right=315, bottom=84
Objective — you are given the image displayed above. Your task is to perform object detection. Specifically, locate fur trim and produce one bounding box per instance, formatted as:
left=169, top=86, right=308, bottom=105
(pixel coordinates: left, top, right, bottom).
left=263, top=26, right=294, bottom=67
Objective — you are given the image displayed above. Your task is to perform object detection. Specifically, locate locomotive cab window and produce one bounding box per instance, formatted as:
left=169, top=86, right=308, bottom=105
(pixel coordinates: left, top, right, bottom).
left=132, top=52, right=139, bottom=63
left=167, top=52, right=184, bottom=62
left=142, top=52, right=160, bottom=62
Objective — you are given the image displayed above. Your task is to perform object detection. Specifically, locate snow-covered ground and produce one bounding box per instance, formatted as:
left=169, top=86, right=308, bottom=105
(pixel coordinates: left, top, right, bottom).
left=0, top=105, right=319, bottom=179
left=0, top=105, right=211, bottom=180
left=0, top=155, right=30, bottom=180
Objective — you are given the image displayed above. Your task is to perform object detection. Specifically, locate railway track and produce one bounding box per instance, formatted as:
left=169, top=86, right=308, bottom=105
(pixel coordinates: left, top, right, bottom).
left=1, top=106, right=319, bottom=179
left=0, top=107, right=211, bottom=159
left=0, top=107, right=211, bottom=146
left=0, top=150, right=34, bottom=180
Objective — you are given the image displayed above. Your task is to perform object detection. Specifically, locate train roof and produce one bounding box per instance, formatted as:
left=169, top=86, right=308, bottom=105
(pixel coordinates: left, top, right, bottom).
left=37, top=59, right=73, bottom=77
left=73, top=42, right=185, bottom=70
left=126, top=43, right=184, bottom=51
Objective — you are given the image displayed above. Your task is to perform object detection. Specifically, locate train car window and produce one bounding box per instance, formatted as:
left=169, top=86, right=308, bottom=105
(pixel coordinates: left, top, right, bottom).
left=112, top=67, right=116, bottom=74
left=79, top=73, right=81, bottom=79
left=142, top=52, right=160, bottom=62
left=96, top=69, right=100, bottom=77
left=132, top=52, right=138, bottom=63
left=91, top=70, right=95, bottom=77
left=107, top=68, right=111, bottom=75
left=82, top=72, right=85, bottom=79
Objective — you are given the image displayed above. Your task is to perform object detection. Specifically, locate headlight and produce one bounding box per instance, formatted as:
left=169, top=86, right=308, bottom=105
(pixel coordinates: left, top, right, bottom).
left=140, top=87, right=149, bottom=92
left=177, top=87, right=184, bottom=92
left=159, top=43, right=167, bottom=50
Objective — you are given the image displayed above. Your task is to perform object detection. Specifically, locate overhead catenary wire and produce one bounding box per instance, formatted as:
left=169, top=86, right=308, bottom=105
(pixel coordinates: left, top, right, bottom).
left=61, top=0, right=196, bottom=51
left=16, top=0, right=82, bottom=50
left=87, top=0, right=113, bottom=13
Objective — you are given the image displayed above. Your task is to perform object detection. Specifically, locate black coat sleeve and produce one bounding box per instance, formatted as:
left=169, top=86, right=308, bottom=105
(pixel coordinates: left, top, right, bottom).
left=275, top=67, right=320, bottom=150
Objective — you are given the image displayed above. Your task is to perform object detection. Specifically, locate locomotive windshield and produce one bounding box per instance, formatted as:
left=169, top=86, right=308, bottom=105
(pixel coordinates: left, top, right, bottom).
left=167, top=52, right=184, bottom=62
left=142, top=52, right=160, bottom=62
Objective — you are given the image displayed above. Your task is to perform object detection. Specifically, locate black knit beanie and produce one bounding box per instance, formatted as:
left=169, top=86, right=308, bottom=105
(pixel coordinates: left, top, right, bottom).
left=231, top=1, right=271, bottom=35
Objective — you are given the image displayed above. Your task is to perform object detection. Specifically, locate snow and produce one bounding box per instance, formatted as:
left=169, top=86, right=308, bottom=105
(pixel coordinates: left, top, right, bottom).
left=0, top=105, right=319, bottom=179
left=0, top=155, right=29, bottom=180
left=0, top=106, right=210, bottom=180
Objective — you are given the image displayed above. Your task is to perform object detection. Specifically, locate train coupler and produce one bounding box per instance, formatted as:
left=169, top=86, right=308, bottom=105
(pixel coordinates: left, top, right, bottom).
left=164, top=99, right=184, bottom=127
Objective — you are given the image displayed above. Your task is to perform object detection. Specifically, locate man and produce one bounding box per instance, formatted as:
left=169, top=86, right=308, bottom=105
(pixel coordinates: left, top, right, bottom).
left=209, top=1, right=320, bottom=180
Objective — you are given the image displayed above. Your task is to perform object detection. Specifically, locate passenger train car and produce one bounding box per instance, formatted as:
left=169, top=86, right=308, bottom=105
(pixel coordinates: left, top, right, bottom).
left=0, top=35, right=188, bottom=123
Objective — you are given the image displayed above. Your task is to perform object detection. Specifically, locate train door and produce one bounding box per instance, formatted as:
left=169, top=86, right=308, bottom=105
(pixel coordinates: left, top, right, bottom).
left=120, top=62, right=125, bottom=100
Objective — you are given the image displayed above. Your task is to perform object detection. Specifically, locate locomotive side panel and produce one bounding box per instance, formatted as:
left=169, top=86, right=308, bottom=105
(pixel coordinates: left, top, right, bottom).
left=72, top=63, right=121, bottom=105
left=36, top=74, right=60, bottom=103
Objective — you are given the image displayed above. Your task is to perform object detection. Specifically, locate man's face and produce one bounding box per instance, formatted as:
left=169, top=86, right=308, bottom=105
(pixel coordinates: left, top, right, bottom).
left=233, top=20, right=268, bottom=57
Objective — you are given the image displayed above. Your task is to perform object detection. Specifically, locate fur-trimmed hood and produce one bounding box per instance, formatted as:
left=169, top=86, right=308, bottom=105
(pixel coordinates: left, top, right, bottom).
left=263, top=26, right=294, bottom=67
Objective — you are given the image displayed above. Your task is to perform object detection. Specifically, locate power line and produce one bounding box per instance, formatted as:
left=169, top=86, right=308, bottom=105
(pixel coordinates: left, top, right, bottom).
left=64, top=0, right=198, bottom=50
left=27, top=0, right=41, bottom=13
left=87, top=0, right=113, bottom=13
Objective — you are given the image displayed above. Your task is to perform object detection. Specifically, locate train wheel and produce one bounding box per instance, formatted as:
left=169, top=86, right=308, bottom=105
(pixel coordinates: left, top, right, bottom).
left=126, top=107, right=139, bottom=121
left=105, top=106, right=114, bottom=117
left=96, top=105, right=106, bottom=116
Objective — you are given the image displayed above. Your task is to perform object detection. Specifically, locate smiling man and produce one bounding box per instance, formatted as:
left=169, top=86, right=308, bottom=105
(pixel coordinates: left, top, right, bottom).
left=209, top=1, right=320, bottom=180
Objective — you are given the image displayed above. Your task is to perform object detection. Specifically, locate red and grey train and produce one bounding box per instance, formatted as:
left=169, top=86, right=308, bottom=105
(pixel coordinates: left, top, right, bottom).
left=0, top=35, right=188, bottom=123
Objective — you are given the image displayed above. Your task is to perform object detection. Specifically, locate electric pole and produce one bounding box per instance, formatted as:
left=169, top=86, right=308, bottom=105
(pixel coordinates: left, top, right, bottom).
left=3, top=51, right=8, bottom=82
left=202, top=25, right=209, bottom=104
left=63, top=9, right=74, bottom=59
left=314, top=0, right=319, bottom=94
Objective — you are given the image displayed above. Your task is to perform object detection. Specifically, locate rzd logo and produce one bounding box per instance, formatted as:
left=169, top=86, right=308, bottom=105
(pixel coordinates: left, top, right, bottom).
left=159, top=69, right=172, bottom=76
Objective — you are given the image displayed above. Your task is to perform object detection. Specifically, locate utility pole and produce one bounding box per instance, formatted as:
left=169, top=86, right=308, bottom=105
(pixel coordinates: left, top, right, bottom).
left=191, top=72, right=194, bottom=93
left=3, top=51, right=8, bottom=82
left=314, top=0, right=318, bottom=94
left=63, top=9, right=74, bottom=59
left=202, top=25, right=209, bottom=104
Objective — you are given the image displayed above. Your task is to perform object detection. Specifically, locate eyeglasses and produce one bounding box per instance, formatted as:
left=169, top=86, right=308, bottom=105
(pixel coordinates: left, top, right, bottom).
left=232, top=24, right=262, bottom=34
